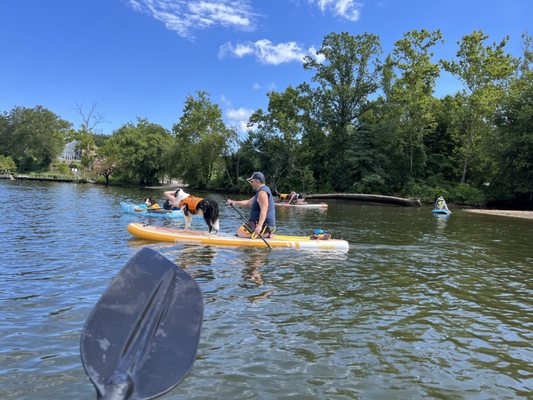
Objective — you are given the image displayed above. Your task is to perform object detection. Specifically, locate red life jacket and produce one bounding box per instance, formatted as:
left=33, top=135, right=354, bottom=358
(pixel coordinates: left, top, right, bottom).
left=178, top=196, right=202, bottom=213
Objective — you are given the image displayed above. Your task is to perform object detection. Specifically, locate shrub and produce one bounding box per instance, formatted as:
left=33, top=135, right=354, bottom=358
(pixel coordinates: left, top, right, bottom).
left=400, top=180, right=452, bottom=203
left=452, top=184, right=486, bottom=206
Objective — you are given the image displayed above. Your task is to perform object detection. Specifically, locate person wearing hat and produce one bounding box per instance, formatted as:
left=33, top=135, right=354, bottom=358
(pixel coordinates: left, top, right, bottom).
left=226, top=172, right=276, bottom=238
left=435, top=196, right=449, bottom=211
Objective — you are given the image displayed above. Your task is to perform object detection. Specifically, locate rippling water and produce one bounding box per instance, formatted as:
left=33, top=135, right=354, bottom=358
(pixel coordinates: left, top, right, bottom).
left=0, top=180, right=531, bottom=399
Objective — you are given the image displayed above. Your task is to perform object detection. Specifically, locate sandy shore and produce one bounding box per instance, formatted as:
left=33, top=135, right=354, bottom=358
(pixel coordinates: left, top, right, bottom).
left=464, top=209, right=533, bottom=220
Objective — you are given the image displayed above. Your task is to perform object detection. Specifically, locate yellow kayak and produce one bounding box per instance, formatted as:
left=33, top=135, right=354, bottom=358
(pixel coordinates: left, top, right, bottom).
left=127, top=223, right=349, bottom=251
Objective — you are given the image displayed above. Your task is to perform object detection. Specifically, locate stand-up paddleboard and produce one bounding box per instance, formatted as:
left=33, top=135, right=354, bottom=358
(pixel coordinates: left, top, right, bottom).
left=127, top=223, right=349, bottom=251
left=121, top=202, right=183, bottom=218
left=275, top=202, right=328, bottom=209
left=432, top=209, right=451, bottom=215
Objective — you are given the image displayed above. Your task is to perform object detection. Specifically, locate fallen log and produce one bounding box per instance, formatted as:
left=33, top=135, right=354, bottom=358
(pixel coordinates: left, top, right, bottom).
left=305, top=193, right=421, bottom=207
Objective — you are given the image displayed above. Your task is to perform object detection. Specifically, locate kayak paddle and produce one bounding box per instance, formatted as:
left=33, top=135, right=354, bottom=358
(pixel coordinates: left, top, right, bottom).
left=80, top=247, right=203, bottom=400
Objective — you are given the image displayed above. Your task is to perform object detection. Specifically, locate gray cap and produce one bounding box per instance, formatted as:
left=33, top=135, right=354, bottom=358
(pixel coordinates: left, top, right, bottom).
left=246, top=172, right=265, bottom=183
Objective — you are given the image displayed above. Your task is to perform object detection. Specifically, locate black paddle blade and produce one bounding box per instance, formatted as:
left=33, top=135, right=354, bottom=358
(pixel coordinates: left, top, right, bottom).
left=80, top=247, right=203, bottom=400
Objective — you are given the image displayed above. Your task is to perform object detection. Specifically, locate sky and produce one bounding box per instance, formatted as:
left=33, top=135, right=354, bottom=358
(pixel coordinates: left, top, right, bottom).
left=0, top=0, right=531, bottom=135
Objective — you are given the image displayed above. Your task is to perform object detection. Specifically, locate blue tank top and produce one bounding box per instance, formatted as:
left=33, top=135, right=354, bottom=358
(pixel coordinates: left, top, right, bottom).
left=250, top=185, right=276, bottom=227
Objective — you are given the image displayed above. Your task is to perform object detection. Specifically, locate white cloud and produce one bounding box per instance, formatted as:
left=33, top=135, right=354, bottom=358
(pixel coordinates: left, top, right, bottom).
left=225, top=106, right=254, bottom=133
left=128, top=0, right=255, bottom=39
left=252, top=82, right=277, bottom=91
left=219, top=39, right=323, bottom=65
left=311, top=0, right=362, bottom=21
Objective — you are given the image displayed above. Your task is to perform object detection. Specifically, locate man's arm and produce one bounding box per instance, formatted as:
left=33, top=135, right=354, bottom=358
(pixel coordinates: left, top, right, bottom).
left=227, top=197, right=253, bottom=207
left=164, top=190, right=178, bottom=206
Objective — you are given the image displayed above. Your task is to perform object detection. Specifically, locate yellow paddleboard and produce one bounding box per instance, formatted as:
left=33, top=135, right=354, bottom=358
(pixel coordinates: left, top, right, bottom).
left=127, top=223, right=349, bottom=251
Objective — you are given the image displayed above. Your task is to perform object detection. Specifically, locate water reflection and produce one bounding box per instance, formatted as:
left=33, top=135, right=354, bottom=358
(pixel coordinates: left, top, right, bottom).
left=240, top=249, right=269, bottom=286
left=433, top=212, right=450, bottom=232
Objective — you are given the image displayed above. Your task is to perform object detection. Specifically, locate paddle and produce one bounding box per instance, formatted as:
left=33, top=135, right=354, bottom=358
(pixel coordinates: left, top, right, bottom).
left=80, top=247, right=203, bottom=400
left=226, top=199, right=272, bottom=249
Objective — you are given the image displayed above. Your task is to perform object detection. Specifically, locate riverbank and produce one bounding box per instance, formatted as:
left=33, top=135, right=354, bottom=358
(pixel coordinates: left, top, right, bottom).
left=0, top=173, right=84, bottom=183
left=464, top=209, right=533, bottom=220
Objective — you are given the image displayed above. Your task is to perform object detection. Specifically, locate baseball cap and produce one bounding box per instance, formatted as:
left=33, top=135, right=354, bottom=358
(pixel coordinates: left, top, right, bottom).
left=246, top=172, right=265, bottom=183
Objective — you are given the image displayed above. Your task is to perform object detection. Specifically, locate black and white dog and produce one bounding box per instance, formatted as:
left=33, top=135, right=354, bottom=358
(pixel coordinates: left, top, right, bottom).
left=171, top=189, right=220, bottom=233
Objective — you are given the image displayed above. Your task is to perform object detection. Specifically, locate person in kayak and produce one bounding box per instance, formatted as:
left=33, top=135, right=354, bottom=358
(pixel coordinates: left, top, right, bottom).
left=227, top=171, right=276, bottom=238
left=435, top=196, right=449, bottom=211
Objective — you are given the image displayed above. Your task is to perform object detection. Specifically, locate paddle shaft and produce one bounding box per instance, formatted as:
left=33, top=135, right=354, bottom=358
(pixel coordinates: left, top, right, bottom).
left=225, top=197, right=272, bottom=249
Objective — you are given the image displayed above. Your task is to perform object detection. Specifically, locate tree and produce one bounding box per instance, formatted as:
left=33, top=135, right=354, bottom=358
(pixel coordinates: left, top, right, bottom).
left=303, top=32, right=382, bottom=190
left=441, top=30, right=518, bottom=183
left=248, top=86, right=309, bottom=190
left=388, top=29, right=443, bottom=179
left=108, top=118, right=172, bottom=185
left=0, top=106, right=71, bottom=171
left=170, top=91, right=236, bottom=188
left=92, top=157, right=116, bottom=185
left=74, top=103, right=106, bottom=170
left=489, top=33, right=533, bottom=201
left=0, top=155, right=16, bottom=173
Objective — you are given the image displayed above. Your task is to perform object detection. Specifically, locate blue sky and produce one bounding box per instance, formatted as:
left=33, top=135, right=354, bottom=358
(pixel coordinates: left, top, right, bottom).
left=0, top=0, right=531, bottom=135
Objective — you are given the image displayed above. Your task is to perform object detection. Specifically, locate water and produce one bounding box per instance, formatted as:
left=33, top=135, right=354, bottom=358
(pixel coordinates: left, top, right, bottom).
left=0, top=180, right=531, bottom=399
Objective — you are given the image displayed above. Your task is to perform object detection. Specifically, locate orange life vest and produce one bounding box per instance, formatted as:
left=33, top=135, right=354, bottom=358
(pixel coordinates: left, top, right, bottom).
left=178, top=196, right=202, bottom=213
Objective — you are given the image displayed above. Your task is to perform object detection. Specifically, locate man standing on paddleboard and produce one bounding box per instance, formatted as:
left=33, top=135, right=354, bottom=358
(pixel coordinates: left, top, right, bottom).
left=227, top=172, right=276, bottom=238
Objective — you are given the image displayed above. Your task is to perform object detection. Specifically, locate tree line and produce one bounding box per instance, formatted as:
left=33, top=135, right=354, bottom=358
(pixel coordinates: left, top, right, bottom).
left=0, top=30, right=531, bottom=206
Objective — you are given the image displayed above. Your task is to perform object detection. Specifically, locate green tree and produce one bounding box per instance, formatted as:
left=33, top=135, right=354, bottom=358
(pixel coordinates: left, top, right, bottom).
left=248, top=86, right=310, bottom=190
left=0, top=112, right=9, bottom=156
left=170, top=91, right=236, bottom=188
left=489, top=34, right=533, bottom=200
left=76, top=129, right=96, bottom=169
left=0, top=106, right=71, bottom=171
left=423, top=95, right=460, bottom=182
left=303, top=32, right=382, bottom=190
left=108, top=118, right=172, bottom=185
left=0, top=155, right=17, bottom=173
left=441, top=30, right=518, bottom=183
left=388, top=29, right=443, bottom=179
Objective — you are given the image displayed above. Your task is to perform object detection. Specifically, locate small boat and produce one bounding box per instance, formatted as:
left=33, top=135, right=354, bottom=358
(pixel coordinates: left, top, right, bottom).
left=120, top=202, right=183, bottom=218
left=432, top=208, right=451, bottom=215
left=275, top=202, right=328, bottom=209
left=127, top=223, right=349, bottom=251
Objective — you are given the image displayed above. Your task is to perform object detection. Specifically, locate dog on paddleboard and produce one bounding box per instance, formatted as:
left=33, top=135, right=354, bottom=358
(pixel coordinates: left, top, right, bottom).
left=165, top=189, right=220, bottom=233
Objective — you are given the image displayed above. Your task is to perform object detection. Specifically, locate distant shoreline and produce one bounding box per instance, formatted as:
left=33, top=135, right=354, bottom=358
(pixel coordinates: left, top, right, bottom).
left=464, top=209, right=533, bottom=220
left=3, top=175, right=531, bottom=215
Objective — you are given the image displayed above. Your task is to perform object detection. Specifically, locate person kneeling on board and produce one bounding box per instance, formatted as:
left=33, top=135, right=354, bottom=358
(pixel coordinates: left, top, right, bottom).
left=227, top=172, right=276, bottom=238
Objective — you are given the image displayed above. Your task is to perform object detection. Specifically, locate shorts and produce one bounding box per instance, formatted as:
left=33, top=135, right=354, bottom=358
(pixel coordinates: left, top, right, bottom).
left=238, top=221, right=276, bottom=238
